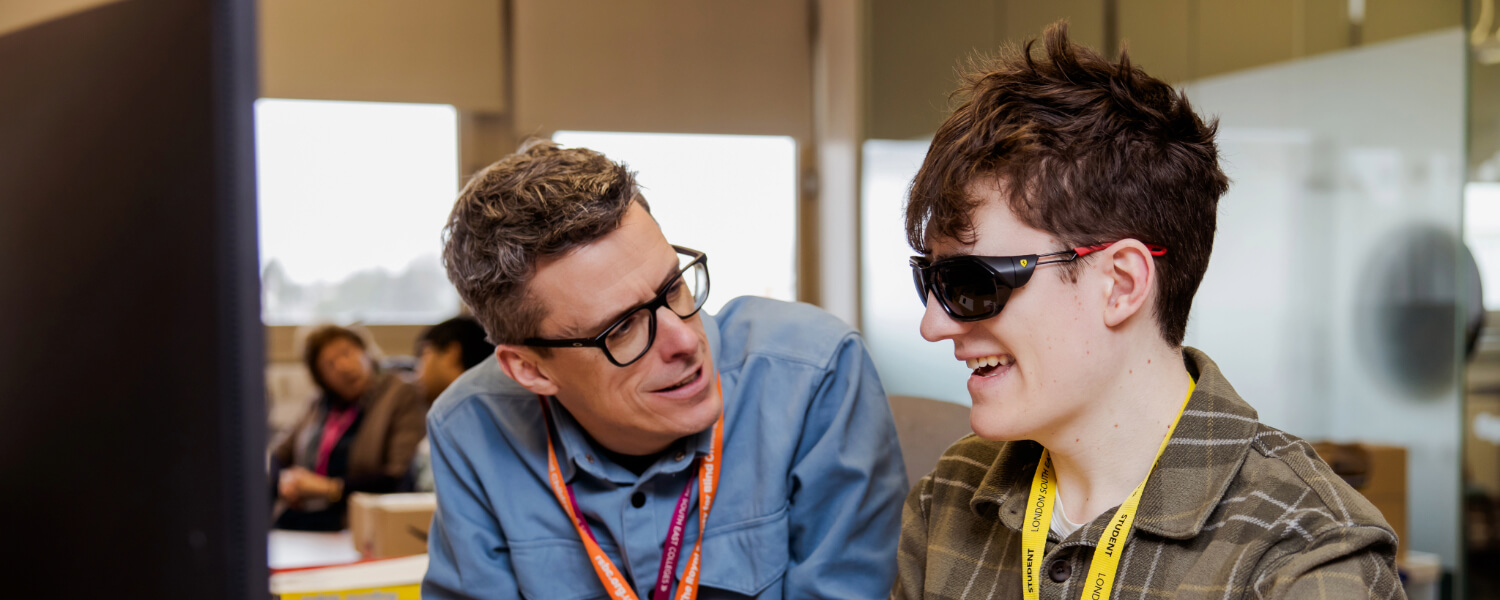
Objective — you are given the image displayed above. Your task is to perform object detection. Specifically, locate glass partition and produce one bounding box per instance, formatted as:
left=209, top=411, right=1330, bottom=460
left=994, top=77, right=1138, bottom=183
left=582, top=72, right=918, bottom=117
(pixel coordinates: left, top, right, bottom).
left=1183, top=28, right=1467, bottom=570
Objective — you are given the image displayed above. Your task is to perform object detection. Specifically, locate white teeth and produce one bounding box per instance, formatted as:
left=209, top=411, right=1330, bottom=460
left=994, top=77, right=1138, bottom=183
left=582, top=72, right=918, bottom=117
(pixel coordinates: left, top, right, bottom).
left=964, top=355, right=1011, bottom=370
left=662, top=370, right=697, bottom=391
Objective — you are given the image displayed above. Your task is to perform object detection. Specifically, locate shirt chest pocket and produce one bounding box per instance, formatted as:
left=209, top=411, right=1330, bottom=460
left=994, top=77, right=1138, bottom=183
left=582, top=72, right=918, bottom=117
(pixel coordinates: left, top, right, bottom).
left=696, top=504, right=790, bottom=597
left=508, top=537, right=617, bottom=600
left=507, top=506, right=790, bottom=600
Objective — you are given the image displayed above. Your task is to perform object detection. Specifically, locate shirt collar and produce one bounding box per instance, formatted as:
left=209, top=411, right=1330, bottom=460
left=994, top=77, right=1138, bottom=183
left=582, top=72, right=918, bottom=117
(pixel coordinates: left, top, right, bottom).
left=971, top=347, right=1260, bottom=541
left=550, top=311, right=725, bottom=485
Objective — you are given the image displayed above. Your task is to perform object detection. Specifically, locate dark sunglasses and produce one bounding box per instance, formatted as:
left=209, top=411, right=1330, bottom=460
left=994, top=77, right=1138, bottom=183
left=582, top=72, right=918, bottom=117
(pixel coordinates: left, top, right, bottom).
left=523, top=245, right=710, bottom=367
left=910, top=241, right=1166, bottom=322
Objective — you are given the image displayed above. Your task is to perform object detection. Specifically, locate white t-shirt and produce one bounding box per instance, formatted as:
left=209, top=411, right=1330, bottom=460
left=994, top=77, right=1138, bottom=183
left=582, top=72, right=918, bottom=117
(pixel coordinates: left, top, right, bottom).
left=1051, top=487, right=1087, bottom=538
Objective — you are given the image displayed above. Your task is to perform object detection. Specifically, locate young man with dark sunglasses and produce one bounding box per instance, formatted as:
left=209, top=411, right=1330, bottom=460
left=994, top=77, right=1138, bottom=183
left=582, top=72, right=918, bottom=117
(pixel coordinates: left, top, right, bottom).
left=423, top=140, right=908, bottom=600
left=891, top=24, right=1402, bottom=600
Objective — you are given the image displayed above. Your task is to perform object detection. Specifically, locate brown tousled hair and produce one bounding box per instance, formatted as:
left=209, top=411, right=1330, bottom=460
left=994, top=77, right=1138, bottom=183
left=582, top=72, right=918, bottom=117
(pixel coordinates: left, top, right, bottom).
left=442, top=139, right=646, bottom=345
left=906, top=22, right=1230, bottom=346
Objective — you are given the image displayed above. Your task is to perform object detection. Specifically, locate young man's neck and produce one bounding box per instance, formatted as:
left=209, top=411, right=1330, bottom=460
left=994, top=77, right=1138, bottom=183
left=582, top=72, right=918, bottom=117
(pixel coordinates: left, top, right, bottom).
left=1037, top=343, right=1192, bottom=525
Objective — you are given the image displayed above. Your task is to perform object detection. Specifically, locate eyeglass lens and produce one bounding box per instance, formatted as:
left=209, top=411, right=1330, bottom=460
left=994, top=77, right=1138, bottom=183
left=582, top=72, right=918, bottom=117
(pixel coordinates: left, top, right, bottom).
left=927, top=261, right=1010, bottom=319
left=603, top=260, right=709, bottom=365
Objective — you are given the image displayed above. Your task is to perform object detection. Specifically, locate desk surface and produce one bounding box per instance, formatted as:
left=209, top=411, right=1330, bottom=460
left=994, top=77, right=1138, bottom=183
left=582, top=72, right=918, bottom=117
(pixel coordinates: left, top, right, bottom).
left=268, top=529, right=362, bottom=570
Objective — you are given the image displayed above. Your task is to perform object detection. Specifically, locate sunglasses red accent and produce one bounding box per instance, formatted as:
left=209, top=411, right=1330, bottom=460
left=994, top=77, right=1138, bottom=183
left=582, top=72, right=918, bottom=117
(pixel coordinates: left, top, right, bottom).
left=1074, top=243, right=1167, bottom=257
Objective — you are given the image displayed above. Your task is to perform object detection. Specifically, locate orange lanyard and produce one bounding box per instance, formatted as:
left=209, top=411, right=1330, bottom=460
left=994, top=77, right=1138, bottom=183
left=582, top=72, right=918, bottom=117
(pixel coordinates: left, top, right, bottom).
left=540, top=377, right=725, bottom=600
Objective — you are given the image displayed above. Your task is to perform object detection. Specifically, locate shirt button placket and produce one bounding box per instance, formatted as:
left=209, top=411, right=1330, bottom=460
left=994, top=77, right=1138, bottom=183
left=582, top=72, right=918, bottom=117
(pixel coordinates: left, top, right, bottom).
left=622, top=480, right=656, bottom=599
left=1048, top=559, right=1071, bottom=583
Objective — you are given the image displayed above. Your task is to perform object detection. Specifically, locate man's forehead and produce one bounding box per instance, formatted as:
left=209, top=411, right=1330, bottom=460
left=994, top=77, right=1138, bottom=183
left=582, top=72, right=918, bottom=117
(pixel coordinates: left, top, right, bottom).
left=532, top=240, right=679, bottom=338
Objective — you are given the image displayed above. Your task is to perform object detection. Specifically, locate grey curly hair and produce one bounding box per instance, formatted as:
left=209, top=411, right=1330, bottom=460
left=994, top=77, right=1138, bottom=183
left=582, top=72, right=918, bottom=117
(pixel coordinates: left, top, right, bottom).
left=442, top=139, right=647, bottom=345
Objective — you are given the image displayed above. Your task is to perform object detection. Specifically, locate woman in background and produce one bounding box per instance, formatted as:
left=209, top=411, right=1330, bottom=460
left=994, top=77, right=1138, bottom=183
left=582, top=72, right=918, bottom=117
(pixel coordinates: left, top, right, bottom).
left=270, top=324, right=426, bottom=531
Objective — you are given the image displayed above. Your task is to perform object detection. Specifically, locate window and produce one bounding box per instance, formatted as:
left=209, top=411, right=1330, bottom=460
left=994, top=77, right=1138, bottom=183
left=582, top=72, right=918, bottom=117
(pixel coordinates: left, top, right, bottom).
left=860, top=140, right=973, bottom=405
left=254, top=99, right=460, bottom=325
left=551, top=131, right=798, bottom=315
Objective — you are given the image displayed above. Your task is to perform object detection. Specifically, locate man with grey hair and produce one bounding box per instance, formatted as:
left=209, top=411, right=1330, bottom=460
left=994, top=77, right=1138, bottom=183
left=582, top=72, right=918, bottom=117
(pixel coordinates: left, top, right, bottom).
left=423, top=140, right=908, bottom=599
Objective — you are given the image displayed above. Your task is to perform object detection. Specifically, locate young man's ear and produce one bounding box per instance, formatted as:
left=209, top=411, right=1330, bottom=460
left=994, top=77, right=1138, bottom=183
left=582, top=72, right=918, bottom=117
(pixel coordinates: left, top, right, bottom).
left=494, top=345, right=560, bottom=396
left=1101, top=240, right=1156, bottom=329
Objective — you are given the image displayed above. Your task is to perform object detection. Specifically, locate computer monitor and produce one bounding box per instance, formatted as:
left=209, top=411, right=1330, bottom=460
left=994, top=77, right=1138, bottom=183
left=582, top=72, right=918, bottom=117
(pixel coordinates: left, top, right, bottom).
left=0, top=1, right=265, bottom=596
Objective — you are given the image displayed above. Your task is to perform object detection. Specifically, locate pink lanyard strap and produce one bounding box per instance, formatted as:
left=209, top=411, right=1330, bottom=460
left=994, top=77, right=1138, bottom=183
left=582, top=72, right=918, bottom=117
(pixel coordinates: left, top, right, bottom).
left=539, top=375, right=725, bottom=600
left=652, top=461, right=698, bottom=600
left=313, top=404, right=360, bottom=476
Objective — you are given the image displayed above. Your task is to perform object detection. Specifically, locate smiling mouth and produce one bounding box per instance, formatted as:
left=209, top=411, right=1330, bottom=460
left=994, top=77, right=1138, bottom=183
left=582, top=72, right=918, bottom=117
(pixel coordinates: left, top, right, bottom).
left=966, top=354, right=1014, bottom=378
left=652, top=366, right=703, bottom=393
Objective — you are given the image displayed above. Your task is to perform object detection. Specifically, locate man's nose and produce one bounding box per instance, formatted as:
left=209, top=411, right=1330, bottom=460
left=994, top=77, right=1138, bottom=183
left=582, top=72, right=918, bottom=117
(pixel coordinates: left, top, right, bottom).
left=919, top=291, right=968, bottom=342
left=653, top=306, right=699, bottom=360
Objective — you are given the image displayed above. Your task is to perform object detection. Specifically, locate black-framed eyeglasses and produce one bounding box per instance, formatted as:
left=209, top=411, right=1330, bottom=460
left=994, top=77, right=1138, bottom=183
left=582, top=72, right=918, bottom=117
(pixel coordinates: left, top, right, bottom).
left=523, top=245, right=710, bottom=367
left=911, top=241, right=1166, bottom=322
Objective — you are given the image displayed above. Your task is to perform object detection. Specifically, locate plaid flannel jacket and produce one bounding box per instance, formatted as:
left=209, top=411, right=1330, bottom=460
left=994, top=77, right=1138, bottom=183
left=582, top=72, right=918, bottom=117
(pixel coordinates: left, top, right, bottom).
left=891, top=348, right=1404, bottom=600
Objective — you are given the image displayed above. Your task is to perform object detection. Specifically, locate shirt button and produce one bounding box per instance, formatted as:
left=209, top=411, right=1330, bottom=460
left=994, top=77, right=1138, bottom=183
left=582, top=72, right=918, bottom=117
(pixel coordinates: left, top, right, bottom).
left=674, top=451, right=687, bottom=462
left=586, top=454, right=595, bottom=464
left=1049, top=560, right=1071, bottom=583
left=631, top=492, right=646, bottom=508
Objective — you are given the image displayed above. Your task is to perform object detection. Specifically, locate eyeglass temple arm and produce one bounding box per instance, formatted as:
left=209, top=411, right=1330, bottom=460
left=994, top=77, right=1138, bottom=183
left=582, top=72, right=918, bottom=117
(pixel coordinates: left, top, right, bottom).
left=523, top=337, right=597, bottom=348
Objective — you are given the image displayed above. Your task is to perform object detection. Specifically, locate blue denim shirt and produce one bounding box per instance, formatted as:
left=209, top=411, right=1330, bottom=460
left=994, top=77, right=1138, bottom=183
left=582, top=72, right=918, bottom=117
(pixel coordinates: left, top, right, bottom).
left=423, top=297, right=908, bottom=599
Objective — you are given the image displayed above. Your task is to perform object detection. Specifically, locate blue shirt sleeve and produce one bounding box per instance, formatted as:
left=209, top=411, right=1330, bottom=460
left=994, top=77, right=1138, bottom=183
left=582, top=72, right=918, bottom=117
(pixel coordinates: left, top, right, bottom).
left=783, top=332, right=909, bottom=598
left=422, top=407, right=520, bottom=600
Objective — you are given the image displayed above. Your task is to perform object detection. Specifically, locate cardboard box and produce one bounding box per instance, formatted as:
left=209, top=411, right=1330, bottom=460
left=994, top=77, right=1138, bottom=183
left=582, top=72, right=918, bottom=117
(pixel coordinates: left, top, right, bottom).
left=348, top=492, right=436, bottom=559
left=1309, top=442, right=1408, bottom=559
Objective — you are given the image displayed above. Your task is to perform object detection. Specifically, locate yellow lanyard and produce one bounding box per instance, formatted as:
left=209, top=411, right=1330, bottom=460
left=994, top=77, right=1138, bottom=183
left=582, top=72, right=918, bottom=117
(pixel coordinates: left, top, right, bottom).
left=1021, top=378, right=1195, bottom=600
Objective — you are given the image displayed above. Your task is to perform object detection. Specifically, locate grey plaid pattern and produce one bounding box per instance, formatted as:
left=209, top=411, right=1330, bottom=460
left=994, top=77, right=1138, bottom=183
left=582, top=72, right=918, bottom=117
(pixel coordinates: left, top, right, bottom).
left=891, top=348, right=1404, bottom=600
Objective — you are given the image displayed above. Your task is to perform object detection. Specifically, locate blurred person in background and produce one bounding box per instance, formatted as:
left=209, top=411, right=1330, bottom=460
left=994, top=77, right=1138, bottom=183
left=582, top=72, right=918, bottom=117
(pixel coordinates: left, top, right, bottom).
left=414, top=316, right=495, bottom=404
left=422, top=140, right=907, bottom=599
left=406, top=316, right=495, bottom=492
left=270, top=324, right=427, bottom=530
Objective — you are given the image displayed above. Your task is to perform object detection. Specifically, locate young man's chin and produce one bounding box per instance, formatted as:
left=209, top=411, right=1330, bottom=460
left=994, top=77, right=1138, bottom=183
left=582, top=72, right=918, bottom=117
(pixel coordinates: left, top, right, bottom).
left=969, top=411, right=1028, bottom=441
left=966, top=388, right=1039, bottom=442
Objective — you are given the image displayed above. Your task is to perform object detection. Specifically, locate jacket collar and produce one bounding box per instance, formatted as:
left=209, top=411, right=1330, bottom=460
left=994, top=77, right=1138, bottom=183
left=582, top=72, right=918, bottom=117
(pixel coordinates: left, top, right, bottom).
left=971, top=347, right=1259, bottom=541
left=322, top=370, right=392, bottom=412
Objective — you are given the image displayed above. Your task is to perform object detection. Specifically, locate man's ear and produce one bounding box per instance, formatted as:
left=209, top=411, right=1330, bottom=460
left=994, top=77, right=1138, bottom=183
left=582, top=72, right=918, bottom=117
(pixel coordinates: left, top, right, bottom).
left=494, top=345, right=560, bottom=396
left=1101, top=240, right=1156, bottom=329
